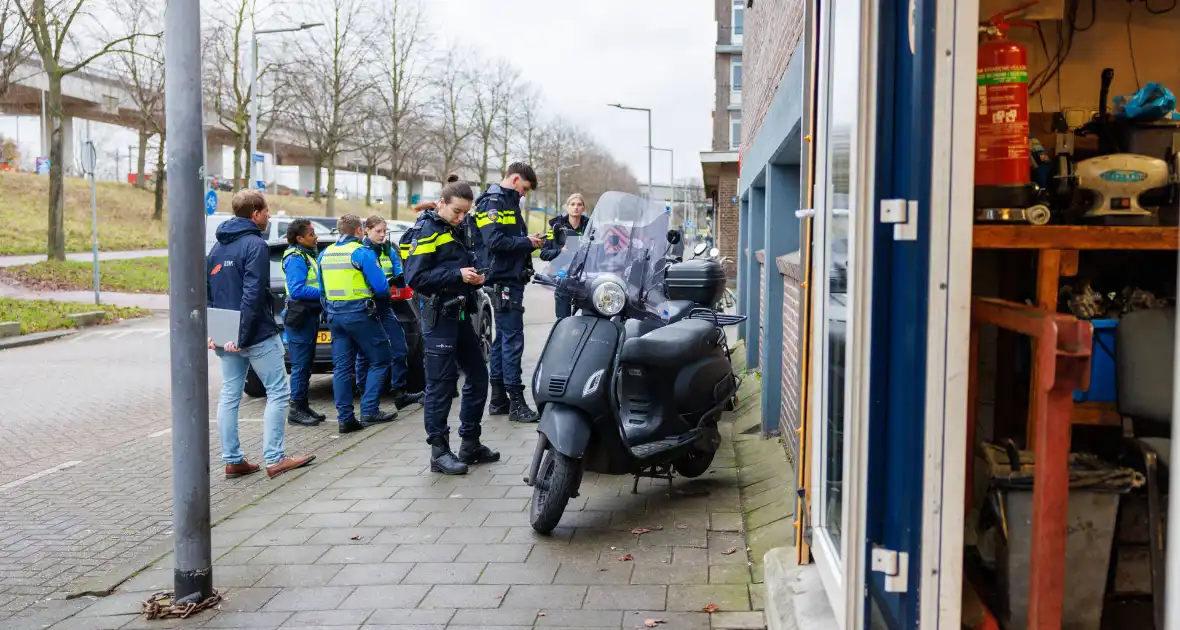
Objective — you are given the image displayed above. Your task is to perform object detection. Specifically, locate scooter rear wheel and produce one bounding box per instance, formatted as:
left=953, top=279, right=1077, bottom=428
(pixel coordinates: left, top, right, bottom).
left=530, top=448, right=578, bottom=534
left=673, top=446, right=717, bottom=479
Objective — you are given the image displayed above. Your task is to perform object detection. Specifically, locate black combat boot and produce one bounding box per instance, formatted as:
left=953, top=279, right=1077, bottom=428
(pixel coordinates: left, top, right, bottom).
left=488, top=382, right=509, bottom=416
left=303, top=404, right=327, bottom=422
left=391, top=388, right=425, bottom=409
left=508, top=391, right=540, bottom=423
left=458, top=437, right=501, bottom=464
left=339, top=418, right=365, bottom=434
left=287, top=404, right=319, bottom=426
left=429, top=436, right=469, bottom=475
left=360, top=409, right=398, bottom=426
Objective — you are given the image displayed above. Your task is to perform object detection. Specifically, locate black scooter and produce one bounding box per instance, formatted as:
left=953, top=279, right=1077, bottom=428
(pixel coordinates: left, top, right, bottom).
left=525, top=228, right=745, bottom=534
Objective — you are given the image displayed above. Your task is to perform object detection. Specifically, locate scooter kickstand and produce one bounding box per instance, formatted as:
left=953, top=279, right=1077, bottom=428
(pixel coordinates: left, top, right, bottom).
left=631, top=474, right=641, bottom=495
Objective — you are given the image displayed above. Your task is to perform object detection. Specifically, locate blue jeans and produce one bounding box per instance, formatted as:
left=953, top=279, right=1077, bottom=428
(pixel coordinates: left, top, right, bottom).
left=286, top=315, right=319, bottom=405
left=356, top=309, right=409, bottom=391
left=215, top=333, right=288, bottom=465
left=489, top=284, right=526, bottom=392
left=328, top=311, right=390, bottom=421
left=423, top=313, right=489, bottom=441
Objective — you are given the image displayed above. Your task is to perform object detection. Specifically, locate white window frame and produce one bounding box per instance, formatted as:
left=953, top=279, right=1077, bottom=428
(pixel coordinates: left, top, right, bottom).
left=731, top=56, right=743, bottom=92
left=732, top=0, right=745, bottom=42
left=729, top=112, right=741, bottom=150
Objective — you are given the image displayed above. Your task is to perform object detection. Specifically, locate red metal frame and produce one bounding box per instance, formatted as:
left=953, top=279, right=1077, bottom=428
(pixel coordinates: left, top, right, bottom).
left=965, top=297, right=1093, bottom=630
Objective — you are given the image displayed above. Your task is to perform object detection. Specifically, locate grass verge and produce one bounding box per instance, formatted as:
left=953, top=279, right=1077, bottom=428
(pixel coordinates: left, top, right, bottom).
left=0, top=258, right=169, bottom=294
left=0, top=297, right=151, bottom=335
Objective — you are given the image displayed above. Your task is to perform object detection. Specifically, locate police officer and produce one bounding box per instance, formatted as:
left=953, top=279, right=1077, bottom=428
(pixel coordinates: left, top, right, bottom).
left=539, top=193, right=589, bottom=320
left=318, top=214, right=398, bottom=434
left=475, top=163, right=543, bottom=423
left=403, top=180, right=499, bottom=475
left=282, top=219, right=327, bottom=426
left=355, top=215, right=425, bottom=409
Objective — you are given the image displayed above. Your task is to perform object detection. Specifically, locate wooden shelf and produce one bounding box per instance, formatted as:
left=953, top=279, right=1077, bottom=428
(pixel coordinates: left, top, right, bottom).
left=1072, top=401, right=1121, bottom=427
left=973, top=225, right=1179, bottom=251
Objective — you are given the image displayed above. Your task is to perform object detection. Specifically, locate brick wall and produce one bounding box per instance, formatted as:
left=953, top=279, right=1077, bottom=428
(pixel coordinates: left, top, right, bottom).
left=741, top=0, right=806, bottom=157
left=778, top=252, right=804, bottom=462
left=716, top=164, right=739, bottom=280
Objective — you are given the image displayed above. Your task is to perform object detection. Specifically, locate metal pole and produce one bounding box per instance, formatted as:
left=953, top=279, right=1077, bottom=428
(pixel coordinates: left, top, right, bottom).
left=40, top=91, right=46, bottom=158
left=556, top=168, right=562, bottom=216
left=248, top=36, right=259, bottom=189
left=646, top=109, right=652, bottom=201
left=165, top=0, right=213, bottom=605
left=87, top=121, right=99, bottom=305
left=1167, top=243, right=1180, bottom=630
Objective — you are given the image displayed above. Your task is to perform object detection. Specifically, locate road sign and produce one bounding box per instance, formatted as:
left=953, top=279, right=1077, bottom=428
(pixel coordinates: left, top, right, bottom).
left=252, top=152, right=264, bottom=163
left=205, top=189, right=218, bottom=215
left=81, top=142, right=97, bottom=175
left=36, top=157, right=50, bottom=175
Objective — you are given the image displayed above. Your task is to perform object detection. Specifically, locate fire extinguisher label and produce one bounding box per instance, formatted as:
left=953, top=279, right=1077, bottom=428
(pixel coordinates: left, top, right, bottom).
left=976, top=63, right=1030, bottom=186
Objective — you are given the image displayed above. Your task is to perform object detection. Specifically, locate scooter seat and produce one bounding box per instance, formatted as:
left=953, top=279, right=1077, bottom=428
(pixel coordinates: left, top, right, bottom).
left=619, top=319, right=720, bottom=368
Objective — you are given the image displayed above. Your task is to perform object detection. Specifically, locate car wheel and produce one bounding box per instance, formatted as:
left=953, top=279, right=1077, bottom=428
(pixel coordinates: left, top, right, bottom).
left=243, top=368, right=266, bottom=398
left=478, top=307, right=494, bottom=363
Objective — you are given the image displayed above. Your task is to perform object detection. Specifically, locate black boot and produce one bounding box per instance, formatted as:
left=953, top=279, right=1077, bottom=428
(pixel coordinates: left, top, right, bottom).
left=391, top=388, right=425, bottom=409
left=429, top=436, right=469, bottom=475
left=458, top=437, right=501, bottom=464
left=303, top=404, right=327, bottom=422
left=488, top=382, right=509, bottom=416
left=509, top=391, right=540, bottom=423
left=287, top=404, right=319, bottom=427
left=360, top=409, right=397, bottom=426
left=339, top=418, right=365, bottom=434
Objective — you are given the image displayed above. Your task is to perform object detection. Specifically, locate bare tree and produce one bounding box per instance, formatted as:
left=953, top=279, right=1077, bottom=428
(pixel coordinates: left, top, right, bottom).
left=376, top=0, right=425, bottom=207
left=356, top=98, right=387, bottom=208
left=428, top=46, right=475, bottom=181
left=285, top=0, right=374, bottom=216
left=515, top=86, right=544, bottom=169
left=0, top=0, right=30, bottom=98
left=113, top=0, right=163, bottom=201
left=469, top=59, right=517, bottom=189
left=16, top=0, right=150, bottom=260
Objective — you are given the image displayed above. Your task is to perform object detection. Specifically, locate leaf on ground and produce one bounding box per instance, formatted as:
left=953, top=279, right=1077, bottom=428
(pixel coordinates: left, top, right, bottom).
left=349, top=536, right=363, bottom=541
left=644, top=619, right=666, bottom=627
left=676, top=523, right=689, bottom=529
left=722, top=547, right=739, bottom=555
left=617, top=554, right=634, bottom=561
left=703, top=603, right=721, bottom=613
left=631, top=528, right=652, bottom=535
left=536, top=611, right=546, bottom=617
left=652, top=525, right=664, bottom=530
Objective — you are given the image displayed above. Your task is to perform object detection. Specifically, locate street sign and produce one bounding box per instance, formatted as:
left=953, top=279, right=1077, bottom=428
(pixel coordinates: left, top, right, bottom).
left=252, top=152, right=264, bottom=163
left=80, top=141, right=97, bottom=175
left=205, top=189, right=218, bottom=215
left=36, top=157, right=50, bottom=175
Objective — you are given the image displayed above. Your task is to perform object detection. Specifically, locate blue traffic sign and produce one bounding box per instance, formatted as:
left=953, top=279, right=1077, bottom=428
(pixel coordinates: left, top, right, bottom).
left=205, top=189, right=219, bottom=215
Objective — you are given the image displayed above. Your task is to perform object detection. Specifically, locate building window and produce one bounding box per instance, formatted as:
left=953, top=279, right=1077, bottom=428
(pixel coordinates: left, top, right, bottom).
left=729, top=111, right=741, bottom=149
left=733, top=0, right=744, bottom=36
left=731, top=57, right=742, bottom=91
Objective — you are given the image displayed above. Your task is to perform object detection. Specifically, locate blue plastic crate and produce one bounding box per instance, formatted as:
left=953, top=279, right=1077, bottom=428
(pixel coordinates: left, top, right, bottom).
left=1074, top=319, right=1118, bottom=403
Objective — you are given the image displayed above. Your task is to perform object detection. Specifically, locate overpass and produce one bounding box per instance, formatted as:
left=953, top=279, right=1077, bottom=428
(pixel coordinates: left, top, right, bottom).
left=0, top=57, right=436, bottom=197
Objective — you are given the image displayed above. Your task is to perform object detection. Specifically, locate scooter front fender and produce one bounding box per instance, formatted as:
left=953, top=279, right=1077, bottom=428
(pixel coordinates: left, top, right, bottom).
left=538, top=404, right=592, bottom=459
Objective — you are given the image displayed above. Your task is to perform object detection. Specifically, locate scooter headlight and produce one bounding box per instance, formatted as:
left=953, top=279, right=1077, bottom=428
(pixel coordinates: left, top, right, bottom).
left=590, top=275, right=626, bottom=317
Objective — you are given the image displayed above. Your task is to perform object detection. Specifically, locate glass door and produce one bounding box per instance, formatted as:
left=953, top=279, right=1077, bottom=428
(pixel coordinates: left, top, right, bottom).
left=809, top=0, right=875, bottom=623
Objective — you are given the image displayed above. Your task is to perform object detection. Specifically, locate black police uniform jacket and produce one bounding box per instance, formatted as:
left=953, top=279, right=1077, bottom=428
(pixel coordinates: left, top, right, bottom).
left=539, top=213, right=588, bottom=262
left=474, top=184, right=533, bottom=286
left=401, top=210, right=479, bottom=300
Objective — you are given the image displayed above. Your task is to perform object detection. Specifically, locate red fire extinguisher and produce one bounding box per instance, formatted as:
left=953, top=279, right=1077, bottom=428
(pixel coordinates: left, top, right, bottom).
left=975, top=2, right=1037, bottom=189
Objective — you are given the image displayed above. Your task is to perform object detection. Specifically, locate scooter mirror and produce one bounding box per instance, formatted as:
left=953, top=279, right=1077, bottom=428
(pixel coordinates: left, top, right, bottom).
left=666, top=230, right=681, bottom=245
left=693, top=243, right=708, bottom=256
left=709, top=247, right=720, bottom=258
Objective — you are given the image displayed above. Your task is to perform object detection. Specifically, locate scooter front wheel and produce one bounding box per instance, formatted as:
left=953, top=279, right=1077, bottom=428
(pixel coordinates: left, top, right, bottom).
left=530, top=448, right=579, bottom=534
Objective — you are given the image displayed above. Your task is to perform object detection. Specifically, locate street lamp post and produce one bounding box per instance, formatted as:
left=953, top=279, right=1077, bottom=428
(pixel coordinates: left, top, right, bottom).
left=607, top=103, right=652, bottom=200
left=556, top=163, right=579, bottom=219
left=249, top=23, right=322, bottom=191
left=649, top=146, right=674, bottom=221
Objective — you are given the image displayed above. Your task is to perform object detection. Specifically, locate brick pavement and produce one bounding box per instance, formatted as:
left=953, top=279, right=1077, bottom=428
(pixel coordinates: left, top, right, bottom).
left=22, top=400, right=763, bottom=630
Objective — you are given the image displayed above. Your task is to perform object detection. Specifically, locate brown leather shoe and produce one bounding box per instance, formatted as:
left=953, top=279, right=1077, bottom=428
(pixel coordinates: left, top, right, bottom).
left=224, top=461, right=260, bottom=479
left=266, top=455, right=316, bottom=479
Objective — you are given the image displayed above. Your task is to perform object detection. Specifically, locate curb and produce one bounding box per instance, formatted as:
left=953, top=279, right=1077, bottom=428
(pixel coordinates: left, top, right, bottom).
left=64, top=405, right=421, bottom=600
left=763, top=547, right=838, bottom=630
left=0, top=329, right=75, bottom=350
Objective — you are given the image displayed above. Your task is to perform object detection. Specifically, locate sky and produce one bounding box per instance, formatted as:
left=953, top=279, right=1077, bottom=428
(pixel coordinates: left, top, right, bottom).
left=0, top=0, right=716, bottom=192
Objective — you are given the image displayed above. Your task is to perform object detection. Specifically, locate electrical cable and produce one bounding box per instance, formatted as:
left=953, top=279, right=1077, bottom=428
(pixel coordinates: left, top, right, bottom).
left=1127, top=3, right=1141, bottom=90
left=1145, top=0, right=1177, bottom=15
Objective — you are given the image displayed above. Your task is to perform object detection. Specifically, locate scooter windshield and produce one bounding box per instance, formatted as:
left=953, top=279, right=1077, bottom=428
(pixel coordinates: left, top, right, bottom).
left=550, top=191, right=672, bottom=318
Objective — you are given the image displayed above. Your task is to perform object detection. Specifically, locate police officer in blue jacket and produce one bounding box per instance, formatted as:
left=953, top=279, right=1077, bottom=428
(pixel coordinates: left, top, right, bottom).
left=475, top=163, right=544, bottom=423
left=318, top=214, right=398, bottom=434
left=282, top=219, right=327, bottom=426
left=403, top=180, right=499, bottom=475
left=539, top=193, right=589, bottom=320
left=355, top=215, right=424, bottom=409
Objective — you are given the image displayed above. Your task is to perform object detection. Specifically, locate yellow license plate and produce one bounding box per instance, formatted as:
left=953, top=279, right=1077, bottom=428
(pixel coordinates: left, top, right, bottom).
left=316, top=331, right=332, bottom=344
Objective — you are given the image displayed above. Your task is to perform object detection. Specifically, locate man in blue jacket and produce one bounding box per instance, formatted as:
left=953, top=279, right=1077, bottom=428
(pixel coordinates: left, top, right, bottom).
left=475, top=163, right=543, bottom=423
left=318, top=214, right=398, bottom=434
left=207, top=190, right=315, bottom=480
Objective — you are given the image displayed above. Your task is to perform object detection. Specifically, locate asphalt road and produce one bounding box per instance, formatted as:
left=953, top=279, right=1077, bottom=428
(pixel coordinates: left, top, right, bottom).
left=0, top=284, right=559, bottom=622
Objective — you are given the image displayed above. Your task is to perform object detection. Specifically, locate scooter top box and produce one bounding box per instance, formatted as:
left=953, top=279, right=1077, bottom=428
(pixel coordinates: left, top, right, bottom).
left=664, top=259, right=727, bottom=306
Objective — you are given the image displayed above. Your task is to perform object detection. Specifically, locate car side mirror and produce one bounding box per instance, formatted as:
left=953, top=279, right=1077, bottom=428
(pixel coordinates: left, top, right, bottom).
left=666, top=230, right=681, bottom=245
left=709, top=247, right=720, bottom=258
left=693, top=243, right=707, bottom=256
